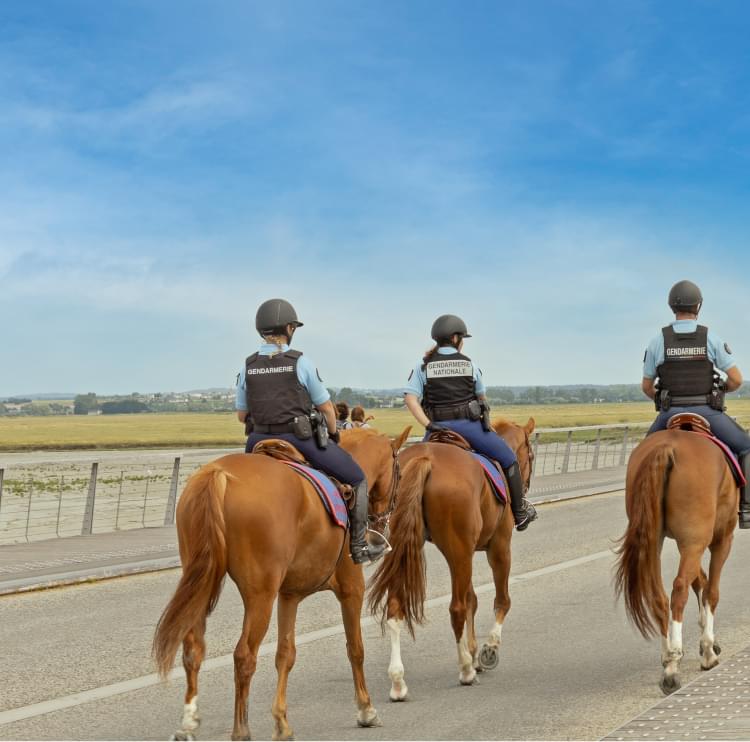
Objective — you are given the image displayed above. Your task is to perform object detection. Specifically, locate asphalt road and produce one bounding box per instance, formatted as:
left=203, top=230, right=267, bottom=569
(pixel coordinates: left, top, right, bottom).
left=2, top=491, right=750, bottom=740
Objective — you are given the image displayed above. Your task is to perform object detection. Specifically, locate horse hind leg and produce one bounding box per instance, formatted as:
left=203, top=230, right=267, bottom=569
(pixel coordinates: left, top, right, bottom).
left=448, top=555, right=477, bottom=686
left=172, top=621, right=206, bottom=741
left=232, top=590, right=276, bottom=741
left=272, top=594, right=301, bottom=741
left=661, top=548, right=702, bottom=695
left=478, top=523, right=512, bottom=673
left=699, top=533, right=733, bottom=670
left=386, top=597, right=409, bottom=702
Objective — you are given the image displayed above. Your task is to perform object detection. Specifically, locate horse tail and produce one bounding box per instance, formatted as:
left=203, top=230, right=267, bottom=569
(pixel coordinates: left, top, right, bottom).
left=614, top=442, right=674, bottom=639
left=368, top=456, right=430, bottom=637
left=152, top=463, right=230, bottom=677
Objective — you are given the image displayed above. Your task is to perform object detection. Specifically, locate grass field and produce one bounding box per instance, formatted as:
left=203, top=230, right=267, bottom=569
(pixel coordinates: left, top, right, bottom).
left=1, top=400, right=749, bottom=451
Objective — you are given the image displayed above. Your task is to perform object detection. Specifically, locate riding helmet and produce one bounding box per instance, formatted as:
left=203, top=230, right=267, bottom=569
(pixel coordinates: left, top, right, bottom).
left=431, top=314, right=472, bottom=342
left=255, top=299, right=304, bottom=335
left=668, top=281, right=703, bottom=312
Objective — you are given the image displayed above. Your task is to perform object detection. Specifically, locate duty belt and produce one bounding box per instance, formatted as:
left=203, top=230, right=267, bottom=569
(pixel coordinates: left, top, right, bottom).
left=668, top=394, right=713, bottom=407
left=431, top=403, right=473, bottom=421
left=253, top=421, right=296, bottom=434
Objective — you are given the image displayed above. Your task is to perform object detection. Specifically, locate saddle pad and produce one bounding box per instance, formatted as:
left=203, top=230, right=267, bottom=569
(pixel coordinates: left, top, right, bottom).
left=471, top=452, right=507, bottom=504
left=280, top=461, right=348, bottom=529
left=691, top=432, right=747, bottom=487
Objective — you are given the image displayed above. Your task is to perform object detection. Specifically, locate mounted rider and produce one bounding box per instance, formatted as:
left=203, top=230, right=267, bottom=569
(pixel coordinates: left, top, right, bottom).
left=235, top=298, right=387, bottom=563
left=403, top=314, right=538, bottom=531
left=642, top=280, right=750, bottom=528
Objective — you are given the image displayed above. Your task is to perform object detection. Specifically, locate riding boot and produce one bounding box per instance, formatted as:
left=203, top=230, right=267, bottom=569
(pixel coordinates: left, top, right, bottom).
left=504, top=462, right=537, bottom=531
left=739, top=453, right=750, bottom=529
left=349, top=479, right=388, bottom=565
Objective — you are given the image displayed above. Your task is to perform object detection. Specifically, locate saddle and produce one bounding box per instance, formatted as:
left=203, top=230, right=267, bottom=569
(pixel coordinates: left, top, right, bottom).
left=426, top=429, right=507, bottom=504
left=251, top=439, right=351, bottom=528
left=666, top=413, right=746, bottom=486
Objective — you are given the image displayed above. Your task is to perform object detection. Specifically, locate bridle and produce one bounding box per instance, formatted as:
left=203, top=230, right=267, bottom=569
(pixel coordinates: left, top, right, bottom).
left=368, top=445, right=401, bottom=534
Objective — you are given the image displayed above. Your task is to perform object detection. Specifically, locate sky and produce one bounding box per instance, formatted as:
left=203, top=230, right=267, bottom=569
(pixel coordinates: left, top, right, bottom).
left=1, top=1, right=749, bottom=396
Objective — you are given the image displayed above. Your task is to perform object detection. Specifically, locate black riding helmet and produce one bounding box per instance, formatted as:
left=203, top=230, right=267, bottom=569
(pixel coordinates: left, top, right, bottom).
left=668, top=281, right=703, bottom=313
left=255, top=298, right=304, bottom=336
left=431, top=314, right=472, bottom=342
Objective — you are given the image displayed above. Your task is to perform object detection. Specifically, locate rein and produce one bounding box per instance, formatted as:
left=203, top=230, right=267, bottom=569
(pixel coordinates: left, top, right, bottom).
left=368, top=447, right=401, bottom=533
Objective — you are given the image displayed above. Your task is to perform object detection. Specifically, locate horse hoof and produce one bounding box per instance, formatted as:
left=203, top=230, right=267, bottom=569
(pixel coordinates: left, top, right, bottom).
left=459, top=673, right=479, bottom=686
left=701, top=656, right=720, bottom=671
left=478, top=644, right=499, bottom=671
left=389, top=689, right=408, bottom=702
left=660, top=674, right=681, bottom=695
left=357, top=713, right=382, bottom=728
left=272, top=734, right=295, bottom=741
left=171, top=733, right=196, bottom=741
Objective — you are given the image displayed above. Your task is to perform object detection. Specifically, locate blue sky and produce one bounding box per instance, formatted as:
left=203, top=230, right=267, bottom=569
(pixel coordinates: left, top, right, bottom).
left=1, top=1, right=749, bottom=396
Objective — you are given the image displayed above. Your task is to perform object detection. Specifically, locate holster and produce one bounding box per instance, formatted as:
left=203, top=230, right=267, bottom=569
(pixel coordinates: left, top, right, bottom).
left=479, top=401, right=491, bottom=432
left=291, top=415, right=313, bottom=440
left=466, top=399, right=482, bottom=422
left=310, top=411, right=329, bottom=449
left=244, top=417, right=254, bottom=435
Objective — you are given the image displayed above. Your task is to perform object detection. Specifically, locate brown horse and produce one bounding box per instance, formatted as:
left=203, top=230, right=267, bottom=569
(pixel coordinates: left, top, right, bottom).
left=368, top=417, right=535, bottom=698
left=153, top=425, right=411, bottom=741
left=615, top=427, right=739, bottom=694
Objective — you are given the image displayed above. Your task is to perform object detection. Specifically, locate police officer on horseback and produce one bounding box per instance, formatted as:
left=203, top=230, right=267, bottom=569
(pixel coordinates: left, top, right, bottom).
left=235, top=298, right=387, bottom=563
left=403, top=314, right=538, bottom=531
left=642, top=280, right=750, bottom=528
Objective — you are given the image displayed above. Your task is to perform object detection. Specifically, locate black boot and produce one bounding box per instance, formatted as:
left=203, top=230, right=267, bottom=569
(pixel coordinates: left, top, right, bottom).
left=739, top=453, right=750, bottom=529
left=349, top=480, right=388, bottom=564
left=505, top=462, right=537, bottom=531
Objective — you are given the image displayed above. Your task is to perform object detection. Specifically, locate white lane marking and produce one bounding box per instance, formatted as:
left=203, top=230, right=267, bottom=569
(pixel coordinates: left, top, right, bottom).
left=0, top=549, right=612, bottom=726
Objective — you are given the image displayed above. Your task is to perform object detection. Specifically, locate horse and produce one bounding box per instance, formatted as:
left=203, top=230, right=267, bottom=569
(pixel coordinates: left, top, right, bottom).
left=368, top=417, right=536, bottom=698
left=614, top=424, right=739, bottom=694
left=152, top=425, right=412, bottom=741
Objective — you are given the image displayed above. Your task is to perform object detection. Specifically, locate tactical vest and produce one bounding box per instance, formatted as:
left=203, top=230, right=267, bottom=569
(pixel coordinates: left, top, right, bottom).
left=421, top=350, right=478, bottom=419
left=656, top=325, right=715, bottom=398
left=245, top=350, right=313, bottom=425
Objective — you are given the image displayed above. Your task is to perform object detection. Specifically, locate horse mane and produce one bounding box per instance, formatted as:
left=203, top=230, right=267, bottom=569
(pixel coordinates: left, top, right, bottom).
left=491, top=417, right=516, bottom=434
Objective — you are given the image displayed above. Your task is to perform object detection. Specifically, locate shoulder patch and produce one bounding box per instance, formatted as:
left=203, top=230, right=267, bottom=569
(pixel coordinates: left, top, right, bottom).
left=407, top=369, right=414, bottom=381
left=724, top=342, right=733, bottom=355
left=316, top=368, right=323, bottom=382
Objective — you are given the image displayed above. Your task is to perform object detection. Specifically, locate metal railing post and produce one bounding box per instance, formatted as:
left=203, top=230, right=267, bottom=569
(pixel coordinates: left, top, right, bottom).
left=561, top=431, right=573, bottom=473
left=0, top=468, right=4, bottom=515
left=115, top=471, right=124, bottom=530
left=56, top=476, right=64, bottom=537
left=82, top=462, right=98, bottom=535
left=25, top=474, right=33, bottom=541
left=618, top=427, right=629, bottom=467
left=141, top=473, right=151, bottom=527
left=592, top=428, right=602, bottom=470
left=164, top=457, right=181, bottom=525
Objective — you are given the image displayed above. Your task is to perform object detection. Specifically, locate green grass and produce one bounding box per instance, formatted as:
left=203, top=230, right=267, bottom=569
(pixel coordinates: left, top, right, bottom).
left=1, top=400, right=749, bottom=451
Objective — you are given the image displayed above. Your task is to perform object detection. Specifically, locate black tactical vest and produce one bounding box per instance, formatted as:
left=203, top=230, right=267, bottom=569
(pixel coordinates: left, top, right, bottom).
left=245, top=350, right=314, bottom=425
left=421, top=349, right=478, bottom=417
left=656, top=325, right=715, bottom=397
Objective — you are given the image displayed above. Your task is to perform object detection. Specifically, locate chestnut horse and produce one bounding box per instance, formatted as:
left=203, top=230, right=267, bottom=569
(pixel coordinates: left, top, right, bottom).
left=153, top=425, right=411, bottom=741
left=615, top=428, right=739, bottom=694
left=368, top=417, right=535, bottom=697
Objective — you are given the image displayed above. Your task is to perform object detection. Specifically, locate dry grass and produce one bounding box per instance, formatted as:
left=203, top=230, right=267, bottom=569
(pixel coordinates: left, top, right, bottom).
left=1, top=400, right=749, bottom=451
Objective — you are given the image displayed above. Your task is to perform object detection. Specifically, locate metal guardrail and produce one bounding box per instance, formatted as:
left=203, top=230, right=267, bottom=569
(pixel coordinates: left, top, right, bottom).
left=0, top=423, right=649, bottom=545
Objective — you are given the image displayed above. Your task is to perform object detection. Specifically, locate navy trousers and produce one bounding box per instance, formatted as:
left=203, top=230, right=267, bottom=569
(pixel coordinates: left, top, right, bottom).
left=245, top=432, right=365, bottom=485
left=649, top=405, right=750, bottom=456
left=422, top=418, right=517, bottom=469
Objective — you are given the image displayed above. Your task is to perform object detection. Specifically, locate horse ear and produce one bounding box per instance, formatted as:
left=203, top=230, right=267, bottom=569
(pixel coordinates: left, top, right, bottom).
left=524, top=417, right=536, bottom=435
left=391, top=426, right=412, bottom=453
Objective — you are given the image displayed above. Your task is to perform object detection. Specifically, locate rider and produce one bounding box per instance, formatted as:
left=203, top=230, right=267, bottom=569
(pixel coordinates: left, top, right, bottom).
left=642, top=280, right=750, bottom=528
left=235, top=298, right=387, bottom=563
left=403, top=314, right=538, bottom=531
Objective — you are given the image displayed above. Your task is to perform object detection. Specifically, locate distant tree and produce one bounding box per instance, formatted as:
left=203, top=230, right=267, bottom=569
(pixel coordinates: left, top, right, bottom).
left=326, top=388, right=337, bottom=401
left=100, top=400, right=148, bottom=414
left=73, top=393, right=99, bottom=415
left=338, top=387, right=354, bottom=403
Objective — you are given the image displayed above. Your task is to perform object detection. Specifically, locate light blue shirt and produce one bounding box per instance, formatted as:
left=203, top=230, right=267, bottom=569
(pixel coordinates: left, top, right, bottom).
left=643, top=320, right=736, bottom=379
left=404, top=346, right=486, bottom=398
left=235, top=343, right=330, bottom=411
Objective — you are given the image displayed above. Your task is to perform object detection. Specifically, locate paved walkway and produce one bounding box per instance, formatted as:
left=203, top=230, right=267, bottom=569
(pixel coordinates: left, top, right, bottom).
left=0, top=467, right=626, bottom=596
left=604, top=645, right=750, bottom=741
